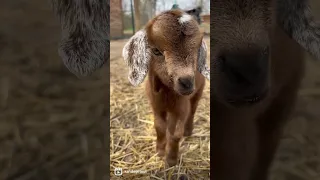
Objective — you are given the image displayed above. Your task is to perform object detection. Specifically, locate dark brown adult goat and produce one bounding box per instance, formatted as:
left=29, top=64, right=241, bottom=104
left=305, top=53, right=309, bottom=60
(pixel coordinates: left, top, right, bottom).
left=211, top=0, right=320, bottom=180
left=50, top=0, right=109, bottom=76
left=122, top=10, right=210, bottom=167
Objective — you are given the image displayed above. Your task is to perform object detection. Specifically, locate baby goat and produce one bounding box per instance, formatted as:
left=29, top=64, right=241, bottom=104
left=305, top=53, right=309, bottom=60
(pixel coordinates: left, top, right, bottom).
left=122, top=10, right=210, bottom=166
left=211, top=0, right=320, bottom=180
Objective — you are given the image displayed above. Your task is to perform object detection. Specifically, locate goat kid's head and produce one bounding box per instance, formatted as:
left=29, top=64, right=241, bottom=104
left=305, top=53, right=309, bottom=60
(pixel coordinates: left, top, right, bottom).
left=211, top=0, right=320, bottom=107
left=211, top=0, right=271, bottom=107
left=122, top=10, right=210, bottom=96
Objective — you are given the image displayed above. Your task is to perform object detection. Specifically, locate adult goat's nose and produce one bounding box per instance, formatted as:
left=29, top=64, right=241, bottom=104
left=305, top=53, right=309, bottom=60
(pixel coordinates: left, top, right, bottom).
left=220, top=49, right=269, bottom=86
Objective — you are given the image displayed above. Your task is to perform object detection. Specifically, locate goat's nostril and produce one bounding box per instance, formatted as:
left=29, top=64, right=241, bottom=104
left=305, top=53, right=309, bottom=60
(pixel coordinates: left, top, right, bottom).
left=178, top=77, right=193, bottom=90
left=226, top=63, right=252, bottom=85
left=220, top=50, right=268, bottom=85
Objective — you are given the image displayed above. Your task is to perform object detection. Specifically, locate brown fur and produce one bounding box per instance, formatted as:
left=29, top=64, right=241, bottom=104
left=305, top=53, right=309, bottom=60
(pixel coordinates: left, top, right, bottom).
left=146, top=64, right=205, bottom=166
left=122, top=10, right=210, bottom=167
left=145, top=11, right=203, bottom=96
left=211, top=1, right=305, bottom=180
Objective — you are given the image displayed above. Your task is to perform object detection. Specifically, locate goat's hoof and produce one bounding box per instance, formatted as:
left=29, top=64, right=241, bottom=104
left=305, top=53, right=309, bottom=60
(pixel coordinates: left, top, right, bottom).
left=165, top=156, right=178, bottom=167
left=156, top=148, right=165, bottom=157
left=178, top=174, right=189, bottom=180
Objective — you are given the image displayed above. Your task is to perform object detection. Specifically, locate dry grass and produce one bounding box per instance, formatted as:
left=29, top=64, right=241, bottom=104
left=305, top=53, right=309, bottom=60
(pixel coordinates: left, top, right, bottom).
left=110, top=37, right=211, bottom=179
left=269, top=55, right=320, bottom=180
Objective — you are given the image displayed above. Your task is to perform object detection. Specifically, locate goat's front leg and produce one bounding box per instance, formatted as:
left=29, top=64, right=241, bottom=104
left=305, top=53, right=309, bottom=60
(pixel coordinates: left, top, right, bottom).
left=154, top=111, right=167, bottom=157
left=251, top=82, right=300, bottom=180
left=184, top=88, right=204, bottom=136
left=211, top=103, right=258, bottom=180
left=165, top=105, right=190, bottom=167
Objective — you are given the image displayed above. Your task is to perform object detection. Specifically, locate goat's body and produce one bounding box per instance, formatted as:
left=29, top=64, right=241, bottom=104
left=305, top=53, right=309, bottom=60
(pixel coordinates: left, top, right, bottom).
left=146, top=62, right=205, bottom=166
left=211, top=25, right=305, bottom=180
left=122, top=9, right=209, bottom=167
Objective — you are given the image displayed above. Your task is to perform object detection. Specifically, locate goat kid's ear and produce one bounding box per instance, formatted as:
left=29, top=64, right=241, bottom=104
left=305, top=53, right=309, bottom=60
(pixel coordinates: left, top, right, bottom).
left=277, top=0, right=320, bottom=60
left=184, top=7, right=202, bottom=24
left=198, top=39, right=210, bottom=80
left=122, top=29, right=151, bottom=86
left=51, top=0, right=109, bottom=77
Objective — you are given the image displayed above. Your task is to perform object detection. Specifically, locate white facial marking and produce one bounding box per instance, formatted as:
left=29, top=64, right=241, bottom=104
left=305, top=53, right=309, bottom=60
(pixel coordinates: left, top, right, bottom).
left=179, top=14, right=192, bottom=24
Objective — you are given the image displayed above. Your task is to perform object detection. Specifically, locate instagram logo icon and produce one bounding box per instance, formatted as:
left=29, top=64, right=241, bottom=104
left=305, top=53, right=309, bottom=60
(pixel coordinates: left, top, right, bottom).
left=114, top=168, right=123, bottom=176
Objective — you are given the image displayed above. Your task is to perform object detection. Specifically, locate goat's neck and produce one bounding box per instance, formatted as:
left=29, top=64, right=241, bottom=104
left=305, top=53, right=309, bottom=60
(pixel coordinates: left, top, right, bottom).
left=148, top=70, right=174, bottom=94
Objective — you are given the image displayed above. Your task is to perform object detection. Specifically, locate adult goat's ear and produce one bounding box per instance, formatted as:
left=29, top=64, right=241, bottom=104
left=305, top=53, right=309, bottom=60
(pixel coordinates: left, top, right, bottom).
left=122, top=29, right=151, bottom=86
left=198, top=39, right=210, bottom=80
left=51, top=0, right=109, bottom=77
left=277, top=0, right=320, bottom=60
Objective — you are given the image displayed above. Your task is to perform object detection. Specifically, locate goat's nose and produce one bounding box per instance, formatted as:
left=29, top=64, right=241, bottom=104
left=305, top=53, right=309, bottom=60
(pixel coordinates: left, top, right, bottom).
left=178, top=76, right=194, bottom=90
left=220, top=50, right=268, bottom=86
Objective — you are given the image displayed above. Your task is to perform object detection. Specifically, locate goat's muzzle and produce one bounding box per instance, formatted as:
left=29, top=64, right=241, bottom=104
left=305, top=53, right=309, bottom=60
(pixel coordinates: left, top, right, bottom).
left=177, top=76, right=195, bottom=95
left=217, top=48, right=270, bottom=106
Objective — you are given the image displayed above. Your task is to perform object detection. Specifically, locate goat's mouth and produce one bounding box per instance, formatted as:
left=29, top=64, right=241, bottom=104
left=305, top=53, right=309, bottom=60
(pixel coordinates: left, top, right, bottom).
left=177, top=88, right=194, bottom=96
left=226, top=90, right=268, bottom=107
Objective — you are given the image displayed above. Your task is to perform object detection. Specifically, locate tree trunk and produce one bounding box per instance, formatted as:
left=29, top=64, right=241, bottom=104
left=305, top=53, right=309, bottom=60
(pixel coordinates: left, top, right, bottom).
left=133, top=0, right=141, bottom=30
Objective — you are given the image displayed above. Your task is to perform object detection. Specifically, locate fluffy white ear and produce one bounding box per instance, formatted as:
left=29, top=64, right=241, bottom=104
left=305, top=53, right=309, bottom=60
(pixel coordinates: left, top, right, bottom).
left=51, top=0, right=109, bottom=77
left=197, top=40, right=210, bottom=80
left=277, top=0, right=320, bottom=60
left=122, top=30, right=151, bottom=86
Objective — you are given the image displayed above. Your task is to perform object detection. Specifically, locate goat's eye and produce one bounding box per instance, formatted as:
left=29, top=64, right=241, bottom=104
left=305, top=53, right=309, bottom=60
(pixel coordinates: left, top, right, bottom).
left=152, top=48, right=162, bottom=56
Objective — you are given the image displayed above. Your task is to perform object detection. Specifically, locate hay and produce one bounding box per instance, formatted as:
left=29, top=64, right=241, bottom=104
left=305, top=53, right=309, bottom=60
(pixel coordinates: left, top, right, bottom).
left=110, top=37, right=211, bottom=179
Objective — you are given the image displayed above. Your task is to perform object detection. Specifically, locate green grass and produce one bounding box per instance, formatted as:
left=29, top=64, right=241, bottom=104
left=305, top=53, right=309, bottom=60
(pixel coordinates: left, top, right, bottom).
left=124, top=29, right=133, bottom=35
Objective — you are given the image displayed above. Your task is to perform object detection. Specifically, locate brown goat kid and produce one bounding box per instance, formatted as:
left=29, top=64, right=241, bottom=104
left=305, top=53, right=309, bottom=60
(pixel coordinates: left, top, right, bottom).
left=122, top=10, right=210, bottom=166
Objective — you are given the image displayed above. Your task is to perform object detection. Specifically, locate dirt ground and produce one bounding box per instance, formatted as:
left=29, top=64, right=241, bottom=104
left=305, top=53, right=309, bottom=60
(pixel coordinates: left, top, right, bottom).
left=0, top=1, right=109, bottom=180
left=269, top=55, right=320, bottom=180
